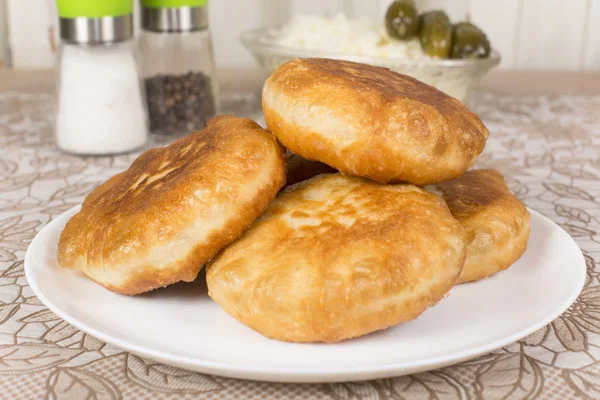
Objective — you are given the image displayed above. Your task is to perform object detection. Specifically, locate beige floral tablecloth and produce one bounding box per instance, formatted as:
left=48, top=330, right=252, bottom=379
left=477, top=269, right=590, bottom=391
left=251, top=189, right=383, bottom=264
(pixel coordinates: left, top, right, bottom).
left=0, top=82, right=599, bottom=399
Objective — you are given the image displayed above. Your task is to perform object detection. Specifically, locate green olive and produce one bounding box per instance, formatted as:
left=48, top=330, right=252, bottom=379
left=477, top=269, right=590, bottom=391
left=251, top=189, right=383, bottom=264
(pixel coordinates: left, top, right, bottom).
left=419, top=11, right=452, bottom=58
left=385, top=0, right=420, bottom=41
left=451, top=22, right=491, bottom=59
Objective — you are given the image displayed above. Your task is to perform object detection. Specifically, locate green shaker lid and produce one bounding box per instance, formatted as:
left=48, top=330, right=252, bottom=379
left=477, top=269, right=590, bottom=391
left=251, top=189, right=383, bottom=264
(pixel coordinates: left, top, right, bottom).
left=141, top=0, right=208, bottom=8
left=56, top=0, right=134, bottom=18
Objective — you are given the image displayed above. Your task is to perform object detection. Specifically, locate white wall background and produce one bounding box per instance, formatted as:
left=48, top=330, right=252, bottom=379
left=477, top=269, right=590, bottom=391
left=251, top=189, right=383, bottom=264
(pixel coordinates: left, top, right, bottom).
left=5, top=0, right=600, bottom=70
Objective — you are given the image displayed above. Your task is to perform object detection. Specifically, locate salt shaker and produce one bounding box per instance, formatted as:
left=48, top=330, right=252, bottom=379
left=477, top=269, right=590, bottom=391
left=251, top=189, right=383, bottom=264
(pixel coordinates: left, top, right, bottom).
left=139, top=0, right=218, bottom=137
left=54, top=0, right=148, bottom=155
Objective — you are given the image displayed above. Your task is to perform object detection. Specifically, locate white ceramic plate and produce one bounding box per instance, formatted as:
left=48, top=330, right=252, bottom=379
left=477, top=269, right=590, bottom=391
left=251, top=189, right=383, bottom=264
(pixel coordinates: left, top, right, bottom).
left=25, top=205, right=585, bottom=383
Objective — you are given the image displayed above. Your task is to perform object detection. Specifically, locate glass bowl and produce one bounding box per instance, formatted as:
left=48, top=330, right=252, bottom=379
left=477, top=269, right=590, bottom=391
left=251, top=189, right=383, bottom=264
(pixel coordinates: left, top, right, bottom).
left=240, top=27, right=501, bottom=103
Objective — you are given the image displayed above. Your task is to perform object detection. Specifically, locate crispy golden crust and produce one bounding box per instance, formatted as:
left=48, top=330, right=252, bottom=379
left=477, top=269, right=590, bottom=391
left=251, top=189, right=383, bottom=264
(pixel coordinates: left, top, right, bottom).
left=284, top=151, right=337, bottom=188
left=428, top=169, right=530, bottom=284
left=206, top=174, right=466, bottom=343
left=57, top=115, right=287, bottom=295
left=262, top=58, right=489, bottom=186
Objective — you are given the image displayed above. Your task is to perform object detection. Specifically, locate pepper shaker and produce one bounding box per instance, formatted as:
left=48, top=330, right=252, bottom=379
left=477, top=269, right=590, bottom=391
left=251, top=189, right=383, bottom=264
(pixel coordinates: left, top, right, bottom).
left=54, top=0, right=148, bottom=155
left=139, top=0, right=219, bottom=137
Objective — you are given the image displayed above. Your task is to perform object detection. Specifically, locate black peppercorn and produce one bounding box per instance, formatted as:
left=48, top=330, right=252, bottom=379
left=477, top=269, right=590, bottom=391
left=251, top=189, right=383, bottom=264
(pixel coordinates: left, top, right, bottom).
left=144, top=71, right=216, bottom=135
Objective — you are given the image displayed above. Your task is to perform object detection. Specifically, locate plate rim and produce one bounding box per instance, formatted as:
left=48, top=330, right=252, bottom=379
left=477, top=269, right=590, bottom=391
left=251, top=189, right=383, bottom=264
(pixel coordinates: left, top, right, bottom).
left=24, top=206, right=587, bottom=383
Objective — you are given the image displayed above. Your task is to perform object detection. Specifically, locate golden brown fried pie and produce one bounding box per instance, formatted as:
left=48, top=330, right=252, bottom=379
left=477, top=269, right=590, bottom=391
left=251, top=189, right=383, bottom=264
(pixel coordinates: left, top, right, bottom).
left=262, top=58, right=489, bottom=186
left=206, top=174, right=467, bottom=343
left=427, top=169, right=530, bottom=284
left=58, top=115, right=287, bottom=295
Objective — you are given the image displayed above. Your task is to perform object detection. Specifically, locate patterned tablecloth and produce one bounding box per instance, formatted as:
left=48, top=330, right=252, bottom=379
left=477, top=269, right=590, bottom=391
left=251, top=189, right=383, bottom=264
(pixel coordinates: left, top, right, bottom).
left=0, top=80, right=599, bottom=399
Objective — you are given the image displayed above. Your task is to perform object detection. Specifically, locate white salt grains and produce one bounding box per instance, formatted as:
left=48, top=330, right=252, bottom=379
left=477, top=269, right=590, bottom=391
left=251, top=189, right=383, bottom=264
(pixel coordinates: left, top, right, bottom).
left=55, top=42, right=148, bottom=155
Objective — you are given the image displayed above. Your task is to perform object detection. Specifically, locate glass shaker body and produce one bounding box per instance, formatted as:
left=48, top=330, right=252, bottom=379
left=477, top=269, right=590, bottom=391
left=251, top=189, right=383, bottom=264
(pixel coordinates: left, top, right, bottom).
left=139, top=6, right=218, bottom=137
